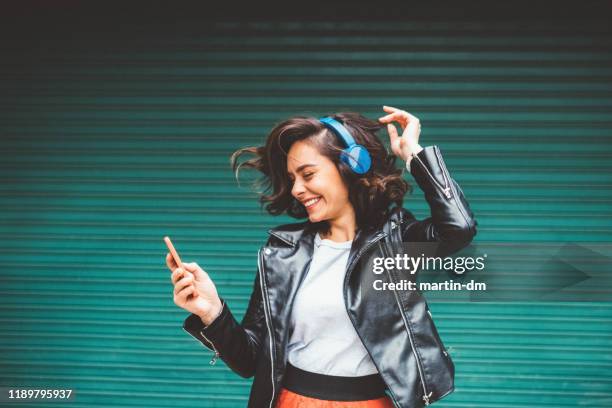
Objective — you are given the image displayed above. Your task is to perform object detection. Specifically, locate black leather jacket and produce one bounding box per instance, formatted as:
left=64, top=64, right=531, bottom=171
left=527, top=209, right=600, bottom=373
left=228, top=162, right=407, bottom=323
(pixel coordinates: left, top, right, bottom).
left=183, top=146, right=477, bottom=408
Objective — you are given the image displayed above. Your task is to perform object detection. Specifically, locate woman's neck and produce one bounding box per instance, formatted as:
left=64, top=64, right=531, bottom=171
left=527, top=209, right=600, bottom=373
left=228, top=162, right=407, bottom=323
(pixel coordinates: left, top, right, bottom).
left=320, top=207, right=357, bottom=242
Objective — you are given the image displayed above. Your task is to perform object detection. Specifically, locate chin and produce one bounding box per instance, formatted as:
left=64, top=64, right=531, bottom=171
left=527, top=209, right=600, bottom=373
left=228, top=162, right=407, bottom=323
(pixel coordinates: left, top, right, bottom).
left=307, top=212, right=326, bottom=223
left=308, top=214, right=321, bottom=223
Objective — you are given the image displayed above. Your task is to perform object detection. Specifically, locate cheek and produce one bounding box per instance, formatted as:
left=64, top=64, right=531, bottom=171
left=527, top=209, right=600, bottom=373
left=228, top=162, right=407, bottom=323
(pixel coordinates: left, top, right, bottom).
left=331, top=187, right=350, bottom=207
left=320, top=175, right=350, bottom=207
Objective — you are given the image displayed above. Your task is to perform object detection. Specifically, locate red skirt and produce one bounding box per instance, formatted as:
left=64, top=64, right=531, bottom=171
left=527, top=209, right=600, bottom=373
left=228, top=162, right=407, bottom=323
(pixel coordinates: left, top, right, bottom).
left=275, top=388, right=395, bottom=408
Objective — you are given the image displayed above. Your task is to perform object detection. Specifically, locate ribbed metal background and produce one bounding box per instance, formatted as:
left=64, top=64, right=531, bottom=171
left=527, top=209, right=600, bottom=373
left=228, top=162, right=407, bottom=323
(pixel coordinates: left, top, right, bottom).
left=1, top=19, right=612, bottom=407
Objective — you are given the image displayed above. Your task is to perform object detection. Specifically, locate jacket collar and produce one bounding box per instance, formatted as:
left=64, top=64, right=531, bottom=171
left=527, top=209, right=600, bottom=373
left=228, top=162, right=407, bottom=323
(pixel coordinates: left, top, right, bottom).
left=267, top=215, right=395, bottom=249
left=267, top=221, right=312, bottom=247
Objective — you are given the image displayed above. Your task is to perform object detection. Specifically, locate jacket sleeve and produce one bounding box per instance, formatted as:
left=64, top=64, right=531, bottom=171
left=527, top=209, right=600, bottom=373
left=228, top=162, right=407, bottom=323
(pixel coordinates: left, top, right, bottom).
left=182, top=266, right=266, bottom=378
left=401, top=145, right=477, bottom=257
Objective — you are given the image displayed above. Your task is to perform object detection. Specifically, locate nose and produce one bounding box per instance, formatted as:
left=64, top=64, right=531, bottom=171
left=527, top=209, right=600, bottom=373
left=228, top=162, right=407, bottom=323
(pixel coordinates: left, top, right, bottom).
left=291, top=178, right=306, bottom=199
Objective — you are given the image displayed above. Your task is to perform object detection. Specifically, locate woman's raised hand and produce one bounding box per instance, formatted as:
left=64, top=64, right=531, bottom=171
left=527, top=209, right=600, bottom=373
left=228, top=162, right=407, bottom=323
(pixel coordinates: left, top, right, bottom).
left=378, top=105, right=423, bottom=162
left=167, top=253, right=223, bottom=325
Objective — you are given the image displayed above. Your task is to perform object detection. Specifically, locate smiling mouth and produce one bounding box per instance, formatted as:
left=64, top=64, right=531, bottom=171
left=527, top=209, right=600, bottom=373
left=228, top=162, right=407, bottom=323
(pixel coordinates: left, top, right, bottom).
left=303, top=196, right=321, bottom=208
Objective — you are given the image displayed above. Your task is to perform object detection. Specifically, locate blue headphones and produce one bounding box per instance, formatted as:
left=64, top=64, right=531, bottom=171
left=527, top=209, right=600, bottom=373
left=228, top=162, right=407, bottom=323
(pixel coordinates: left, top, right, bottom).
left=319, top=117, right=372, bottom=174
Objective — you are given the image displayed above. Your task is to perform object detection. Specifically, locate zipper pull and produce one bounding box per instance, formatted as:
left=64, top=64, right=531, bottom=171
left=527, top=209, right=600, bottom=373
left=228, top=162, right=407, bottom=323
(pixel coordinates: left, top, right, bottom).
left=443, top=187, right=451, bottom=199
left=209, top=351, right=219, bottom=365
left=200, top=330, right=220, bottom=365
left=423, top=391, right=433, bottom=405
left=412, top=152, right=452, bottom=200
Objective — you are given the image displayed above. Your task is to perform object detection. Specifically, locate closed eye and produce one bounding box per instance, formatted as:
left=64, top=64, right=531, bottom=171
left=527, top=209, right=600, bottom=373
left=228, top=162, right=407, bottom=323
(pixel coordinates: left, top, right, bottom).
left=287, top=163, right=317, bottom=183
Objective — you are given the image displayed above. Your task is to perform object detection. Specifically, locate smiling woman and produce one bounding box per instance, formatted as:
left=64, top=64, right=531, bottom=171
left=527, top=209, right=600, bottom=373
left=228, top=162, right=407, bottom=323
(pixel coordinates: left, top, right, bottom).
left=170, top=107, right=477, bottom=408
left=231, top=112, right=410, bottom=239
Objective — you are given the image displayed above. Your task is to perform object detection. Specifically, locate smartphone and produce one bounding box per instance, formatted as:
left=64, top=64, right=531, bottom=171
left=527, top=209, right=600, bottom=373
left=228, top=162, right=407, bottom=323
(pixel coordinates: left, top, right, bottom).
left=164, top=236, right=198, bottom=299
left=164, top=236, right=183, bottom=268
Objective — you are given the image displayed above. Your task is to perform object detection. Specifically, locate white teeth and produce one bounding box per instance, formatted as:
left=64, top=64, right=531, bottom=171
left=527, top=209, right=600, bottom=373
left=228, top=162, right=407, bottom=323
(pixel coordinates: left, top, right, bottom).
left=304, top=197, right=321, bottom=207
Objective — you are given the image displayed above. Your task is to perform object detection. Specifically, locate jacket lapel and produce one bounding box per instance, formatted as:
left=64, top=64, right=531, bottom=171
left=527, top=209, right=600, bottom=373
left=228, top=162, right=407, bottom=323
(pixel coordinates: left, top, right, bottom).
left=260, top=227, right=316, bottom=371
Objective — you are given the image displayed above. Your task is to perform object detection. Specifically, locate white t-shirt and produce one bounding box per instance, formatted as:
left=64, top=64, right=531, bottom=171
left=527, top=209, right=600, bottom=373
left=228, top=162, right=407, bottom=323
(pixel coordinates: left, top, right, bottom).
left=286, top=232, right=379, bottom=376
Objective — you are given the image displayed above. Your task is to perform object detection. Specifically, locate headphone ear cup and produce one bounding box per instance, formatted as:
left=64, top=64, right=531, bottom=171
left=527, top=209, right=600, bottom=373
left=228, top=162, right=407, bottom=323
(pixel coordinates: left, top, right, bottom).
left=340, top=145, right=371, bottom=174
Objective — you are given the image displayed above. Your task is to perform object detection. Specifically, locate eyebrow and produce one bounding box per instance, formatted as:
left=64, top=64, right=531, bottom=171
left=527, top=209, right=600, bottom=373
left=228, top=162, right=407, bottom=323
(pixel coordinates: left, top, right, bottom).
left=296, top=164, right=316, bottom=172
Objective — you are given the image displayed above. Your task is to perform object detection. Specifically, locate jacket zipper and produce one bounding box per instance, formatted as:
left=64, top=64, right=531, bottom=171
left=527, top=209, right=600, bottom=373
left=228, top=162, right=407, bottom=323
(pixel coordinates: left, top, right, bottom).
left=433, top=148, right=452, bottom=200
left=258, top=248, right=276, bottom=408
left=342, top=232, right=403, bottom=407
left=379, top=238, right=432, bottom=406
left=182, top=324, right=220, bottom=365
left=433, top=147, right=472, bottom=229
left=412, top=152, right=451, bottom=199
left=199, top=331, right=220, bottom=365
left=386, top=267, right=432, bottom=405
left=197, top=301, right=226, bottom=365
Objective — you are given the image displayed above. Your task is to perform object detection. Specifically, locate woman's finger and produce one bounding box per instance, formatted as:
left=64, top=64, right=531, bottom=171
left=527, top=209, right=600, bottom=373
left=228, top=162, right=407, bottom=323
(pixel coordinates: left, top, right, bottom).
left=174, top=274, right=194, bottom=295
left=378, top=112, right=404, bottom=122
left=383, top=105, right=401, bottom=113
left=383, top=106, right=411, bottom=119
left=166, top=253, right=177, bottom=270
left=379, top=111, right=409, bottom=126
left=183, top=262, right=204, bottom=281
left=379, top=113, right=407, bottom=126
left=175, top=284, right=195, bottom=303
left=381, top=107, right=418, bottom=122
left=171, top=267, right=182, bottom=284
left=387, top=123, right=400, bottom=149
left=171, top=267, right=190, bottom=285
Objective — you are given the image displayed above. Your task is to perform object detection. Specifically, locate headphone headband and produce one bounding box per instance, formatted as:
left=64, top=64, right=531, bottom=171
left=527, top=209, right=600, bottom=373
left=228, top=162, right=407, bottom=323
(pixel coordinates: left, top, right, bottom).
left=319, top=117, right=357, bottom=147
left=318, top=116, right=372, bottom=174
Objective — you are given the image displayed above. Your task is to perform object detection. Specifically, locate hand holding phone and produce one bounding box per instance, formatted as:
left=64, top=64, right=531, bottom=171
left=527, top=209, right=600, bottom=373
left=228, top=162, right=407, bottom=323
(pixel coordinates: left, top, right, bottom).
left=164, top=236, right=198, bottom=299
left=164, top=236, right=222, bottom=324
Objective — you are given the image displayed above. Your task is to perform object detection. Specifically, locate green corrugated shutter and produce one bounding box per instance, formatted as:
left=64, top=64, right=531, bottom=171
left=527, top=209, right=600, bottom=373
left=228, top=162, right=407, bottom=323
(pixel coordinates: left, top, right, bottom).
left=1, top=19, right=611, bottom=407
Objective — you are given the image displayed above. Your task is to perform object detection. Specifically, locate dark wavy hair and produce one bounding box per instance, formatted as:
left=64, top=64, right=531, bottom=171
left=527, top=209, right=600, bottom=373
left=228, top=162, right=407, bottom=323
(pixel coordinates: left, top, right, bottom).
left=231, top=112, right=411, bottom=232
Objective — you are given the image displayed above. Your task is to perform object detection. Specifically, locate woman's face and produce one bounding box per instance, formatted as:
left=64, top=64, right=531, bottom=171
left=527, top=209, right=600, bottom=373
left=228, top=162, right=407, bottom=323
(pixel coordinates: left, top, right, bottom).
left=287, top=140, right=353, bottom=224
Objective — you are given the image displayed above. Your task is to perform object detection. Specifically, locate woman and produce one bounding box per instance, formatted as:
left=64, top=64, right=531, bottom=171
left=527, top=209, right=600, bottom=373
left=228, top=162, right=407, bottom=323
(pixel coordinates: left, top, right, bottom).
left=167, top=106, right=477, bottom=408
